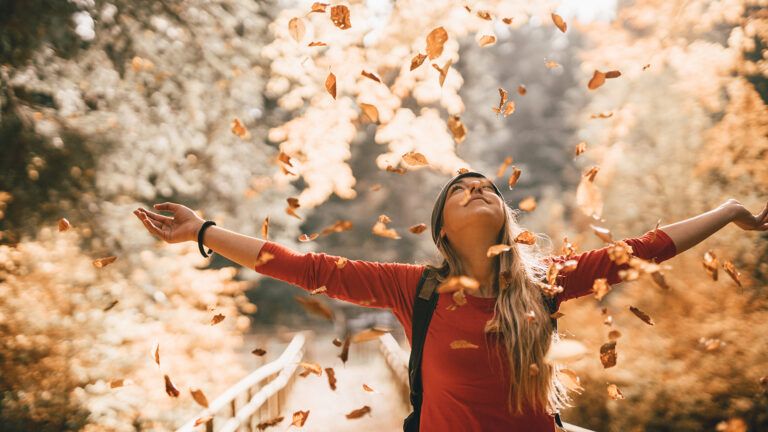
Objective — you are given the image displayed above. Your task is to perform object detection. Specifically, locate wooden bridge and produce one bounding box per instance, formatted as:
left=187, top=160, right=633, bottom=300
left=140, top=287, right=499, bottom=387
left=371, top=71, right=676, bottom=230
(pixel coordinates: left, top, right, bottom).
left=176, top=331, right=594, bottom=432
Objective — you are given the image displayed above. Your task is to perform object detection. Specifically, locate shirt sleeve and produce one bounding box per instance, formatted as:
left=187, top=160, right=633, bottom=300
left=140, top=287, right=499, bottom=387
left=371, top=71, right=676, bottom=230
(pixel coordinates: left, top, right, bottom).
left=253, top=240, right=425, bottom=316
left=551, top=228, right=678, bottom=309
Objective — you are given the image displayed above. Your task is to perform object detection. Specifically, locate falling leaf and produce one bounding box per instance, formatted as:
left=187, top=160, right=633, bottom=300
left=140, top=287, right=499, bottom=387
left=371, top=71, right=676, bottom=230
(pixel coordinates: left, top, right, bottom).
left=517, top=84, right=526, bottom=95
left=310, top=2, right=329, bottom=13
left=590, top=111, right=613, bottom=119
left=294, top=296, right=334, bottom=321
left=330, top=5, right=351, bottom=29
left=335, top=257, right=348, bottom=268
left=514, top=231, right=536, bottom=245
left=703, top=250, right=719, bottom=281
left=722, top=260, right=742, bottom=287
left=190, top=387, right=209, bottom=408
left=629, top=306, right=654, bottom=325
left=292, top=410, right=310, bottom=426
left=502, top=17, right=514, bottom=25
left=362, top=384, right=376, bottom=393
left=103, top=300, right=119, bottom=311
left=308, top=41, right=327, bottom=47
left=261, top=216, right=269, bottom=240
left=372, top=214, right=401, bottom=239
left=508, top=167, right=522, bottom=189
left=332, top=338, right=343, bottom=347
left=608, top=330, right=622, bottom=341
left=319, top=220, right=353, bottom=236
left=478, top=35, right=496, bottom=47
left=698, top=337, right=725, bottom=352
left=519, top=196, right=536, bottom=212
left=496, top=157, right=513, bottom=178
left=600, top=341, right=617, bottom=368
left=359, top=103, right=379, bottom=123
left=450, top=340, right=479, bottom=349
left=447, top=115, right=467, bottom=144
left=410, top=53, right=427, bottom=71
left=346, top=406, right=372, bottom=419
left=110, top=379, right=124, bottom=388
left=575, top=141, right=587, bottom=156
left=588, top=70, right=606, bottom=90
left=385, top=165, right=407, bottom=174
left=231, top=117, right=250, bottom=139
left=210, top=313, right=225, bottom=325
left=252, top=348, right=267, bottom=356
left=432, top=60, right=452, bottom=87
left=93, top=256, right=117, bottom=268
left=607, top=241, right=633, bottom=265
left=558, top=369, right=583, bottom=393
left=551, top=13, right=567, bottom=32
left=409, top=223, right=427, bottom=234
left=298, top=233, right=319, bottom=242
left=592, top=278, right=611, bottom=301
left=256, top=416, right=284, bottom=430
left=324, top=368, right=337, bottom=390
left=650, top=271, right=670, bottom=290
left=476, top=9, right=492, bottom=20
left=545, top=339, right=587, bottom=363
left=352, top=326, right=391, bottom=343
left=254, top=250, right=275, bottom=267
left=286, top=197, right=302, bottom=220
left=152, top=342, right=160, bottom=366
left=605, top=70, right=621, bottom=78
left=607, top=383, right=624, bottom=400
left=436, top=276, right=480, bottom=294
left=492, top=87, right=508, bottom=116
left=360, top=70, right=381, bottom=83
left=426, top=27, right=448, bottom=59
left=325, top=72, right=337, bottom=99
left=545, top=60, right=560, bottom=69
left=402, top=151, right=429, bottom=167
left=288, top=17, right=305, bottom=42
left=310, top=286, right=327, bottom=295
left=503, top=100, right=516, bottom=117
left=487, top=244, right=512, bottom=257
left=299, top=361, right=323, bottom=377
left=164, top=374, right=180, bottom=398
left=591, top=225, right=613, bottom=243
left=338, top=335, right=351, bottom=364
left=642, top=64, right=651, bottom=71
left=58, top=217, right=71, bottom=231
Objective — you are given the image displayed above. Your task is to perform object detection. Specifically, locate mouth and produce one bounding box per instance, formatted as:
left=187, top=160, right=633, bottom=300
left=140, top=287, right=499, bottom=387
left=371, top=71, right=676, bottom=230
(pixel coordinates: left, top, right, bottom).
left=468, top=196, right=489, bottom=204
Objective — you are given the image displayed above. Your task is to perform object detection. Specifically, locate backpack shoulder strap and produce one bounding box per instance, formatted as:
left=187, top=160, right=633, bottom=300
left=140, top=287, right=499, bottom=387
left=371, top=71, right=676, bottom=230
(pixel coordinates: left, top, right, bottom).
left=403, top=268, right=439, bottom=432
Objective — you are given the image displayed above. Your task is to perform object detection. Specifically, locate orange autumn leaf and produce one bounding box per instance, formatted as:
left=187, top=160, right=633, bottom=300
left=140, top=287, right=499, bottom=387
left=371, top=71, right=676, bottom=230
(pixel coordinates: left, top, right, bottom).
left=426, top=27, right=448, bottom=60
left=93, top=256, right=117, bottom=268
left=308, top=41, right=327, bottom=47
left=514, top=230, right=536, bottom=245
left=335, top=257, right=348, bottom=268
left=319, top=220, right=353, bottom=236
left=577, top=168, right=603, bottom=219
left=432, top=59, right=452, bottom=87
left=551, top=12, right=567, bottom=32
left=545, top=60, right=560, bottom=69
left=518, top=196, right=537, bottom=212
left=608, top=330, right=622, bottom=341
left=503, top=100, right=516, bottom=117
left=286, top=197, right=302, bottom=220
left=487, top=244, right=512, bottom=257
left=607, top=383, right=625, bottom=400
left=588, top=70, right=606, bottom=90
left=325, top=72, right=337, bottom=99
left=410, top=53, right=427, bottom=71
left=324, top=367, right=337, bottom=390
left=254, top=250, right=275, bottom=267
left=575, top=141, right=587, bottom=156
left=703, top=250, right=719, bottom=281
left=261, top=216, right=269, bottom=240
left=409, top=223, right=427, bottom=234
left=310, top=2, right=329, bottom=13
left=447, top=115, right=467, bottom=144
left=338, top=335, right=351, bottom=364
left=360, top=70, right=381, bottom=83
left=476, top=10, right=492, bottom=20
left=558, top=369, right=584, bottom=393
left=402, top=151, right=429, bottom=167
left=359, top=103, right=379, bottom=123
left=517, top=84, right=527, bottom=95
left=605, top=70, right=621, bottom=78
left=256, top=416, right=284, bottom=430
left=110, top=379, right=124, bottom=388
left=590, top=111, right=613, bottom=119
left=492, top=87, right=508, bottom=116
left=600, top=341, right=617, bottom=368
left=478, top=35, right=496, bottom=47
left=251, top=348, right=267, bottom=356
left=288, top=17, right=305, bottom=43
left=210, top=313, right=225, bottom=325
left=298, top=233, right=319, bottom=242
left=58, top=217, right=71, bottom=231
left=330, top=5, right=351, bottom=29
left=294, top=296, right=334, bottom=321
left=231, top=117, right=250, bottom=139
left=372, top=214, right=401, bottom=239
left=299, top=361, right=322, bottom=377
left=385, top=165, right=406, bottom=174
left=723, top=260, right=742, bottom=287
left=592, top=278, right=611, bottom=301
left=362, top=383, right=376, bottom=393
left=352, top=326, right=391, bottom=343
left=190, top=387, right=209, bottom=408
left=496, top=156, right=513, bottom=178
left=345, top=405, right=372, bottom=419
left=502, top=17, right=514, bottom=25
left=292, top=410, right=310, bottom=426
left=152, top=341, right=160, bottom=366
left=508, top=167, right=522, bottom=189
left=450, top=339, right=479, bottom=349
left=591, top=224, right=613, bottom=243
left=164, top=374, right=180, bottom=398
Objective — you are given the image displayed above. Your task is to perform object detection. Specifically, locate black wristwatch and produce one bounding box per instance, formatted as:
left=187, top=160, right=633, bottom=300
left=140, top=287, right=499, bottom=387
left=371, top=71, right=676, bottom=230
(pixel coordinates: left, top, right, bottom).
left=197, top=220, right=216, bottom=258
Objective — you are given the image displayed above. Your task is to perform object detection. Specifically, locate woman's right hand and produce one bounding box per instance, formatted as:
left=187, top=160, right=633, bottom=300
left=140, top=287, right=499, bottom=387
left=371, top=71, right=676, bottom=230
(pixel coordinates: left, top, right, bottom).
left=133, top=202, right=205, bottom=244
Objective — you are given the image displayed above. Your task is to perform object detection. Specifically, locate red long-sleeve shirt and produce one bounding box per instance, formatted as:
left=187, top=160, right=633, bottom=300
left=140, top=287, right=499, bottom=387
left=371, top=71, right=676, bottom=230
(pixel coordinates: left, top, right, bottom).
left=254, top=228, right=677, bottom=431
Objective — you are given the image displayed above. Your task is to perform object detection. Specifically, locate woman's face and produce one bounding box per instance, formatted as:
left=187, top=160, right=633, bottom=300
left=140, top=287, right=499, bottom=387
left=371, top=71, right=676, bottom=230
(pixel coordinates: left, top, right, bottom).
left=439, top=176, right=505, bottom=242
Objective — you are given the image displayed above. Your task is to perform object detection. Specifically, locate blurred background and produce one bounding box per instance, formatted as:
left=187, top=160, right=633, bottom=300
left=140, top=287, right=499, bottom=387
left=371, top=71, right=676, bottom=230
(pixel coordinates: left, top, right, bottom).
left=1, top=0, right=766, bottom=431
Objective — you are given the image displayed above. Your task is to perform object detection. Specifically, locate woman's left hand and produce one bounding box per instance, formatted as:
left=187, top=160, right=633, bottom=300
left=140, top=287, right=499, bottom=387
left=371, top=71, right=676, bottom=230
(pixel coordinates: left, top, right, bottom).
left=727, top=199, right=768, bottom=231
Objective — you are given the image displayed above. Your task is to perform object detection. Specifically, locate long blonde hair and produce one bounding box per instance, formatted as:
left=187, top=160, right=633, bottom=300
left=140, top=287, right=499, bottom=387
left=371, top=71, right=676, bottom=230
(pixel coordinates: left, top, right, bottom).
left=426, top=201, right=573, bottom=416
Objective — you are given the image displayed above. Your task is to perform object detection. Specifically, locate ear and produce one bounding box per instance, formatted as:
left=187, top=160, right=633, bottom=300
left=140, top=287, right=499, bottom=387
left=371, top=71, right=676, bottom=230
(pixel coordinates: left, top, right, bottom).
left=439, top=228, right=446, bottom=238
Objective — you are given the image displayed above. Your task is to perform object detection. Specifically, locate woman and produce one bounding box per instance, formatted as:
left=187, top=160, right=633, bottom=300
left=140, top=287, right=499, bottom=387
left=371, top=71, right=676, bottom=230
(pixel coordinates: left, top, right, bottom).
left=133, top=171, right=767, bottom=431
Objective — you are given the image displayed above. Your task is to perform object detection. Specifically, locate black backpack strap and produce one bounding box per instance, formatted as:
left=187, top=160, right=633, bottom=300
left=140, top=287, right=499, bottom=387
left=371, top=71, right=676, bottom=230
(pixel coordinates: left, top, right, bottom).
left=403, top=268, right=439, bottom=432
left=544, top=295, right=566, bottom=429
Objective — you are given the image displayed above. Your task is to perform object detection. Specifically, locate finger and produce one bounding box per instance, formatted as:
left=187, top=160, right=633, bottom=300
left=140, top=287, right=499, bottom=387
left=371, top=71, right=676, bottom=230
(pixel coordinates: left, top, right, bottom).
left=138, top=211, right=166, bottom=239
left=153, top=202, right=180, bottom=213
left=138, top=208, right=174, bottom=224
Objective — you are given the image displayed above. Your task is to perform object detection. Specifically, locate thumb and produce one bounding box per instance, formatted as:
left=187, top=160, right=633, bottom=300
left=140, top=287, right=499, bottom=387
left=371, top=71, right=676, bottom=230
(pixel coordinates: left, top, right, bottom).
left=153, top=202, right=178, bottom=212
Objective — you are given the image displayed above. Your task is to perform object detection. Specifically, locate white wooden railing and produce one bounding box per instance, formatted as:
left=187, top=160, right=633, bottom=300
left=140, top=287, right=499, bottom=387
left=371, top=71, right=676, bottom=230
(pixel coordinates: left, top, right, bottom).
left=377, top=333, right=596, bottom=432
left=176, top=332, right=308, bottom=432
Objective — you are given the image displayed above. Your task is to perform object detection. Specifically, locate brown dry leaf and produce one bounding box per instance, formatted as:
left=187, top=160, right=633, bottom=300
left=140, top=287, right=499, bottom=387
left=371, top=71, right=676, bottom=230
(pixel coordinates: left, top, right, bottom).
left=426, top=27, right=448, bottom=59
left=561, top=236, right=577, bottom=257
left=332, top=338, right=342, bottom=347
left=335, top=257, right=348, bottom=268
left=385, top=165, right=407, bottom=175
left=410, top=53, right=427, bottom=71
left=492, top=87, right=508, bottom=116
left=546, top=262, right=561, bottom=285
left=545, top=60, right=560, bottom=69
left=261, top=216, right=270, bottom=240
left=372, top=214, right=401, bottom=239
left=319, top=220, right=353, bottom=236
left=256, top=416, right=284, bottom=430
left=544, top=339, right=587, bottom=363
left=642, top=63, right=651, bottom=71
left=409, top=223, right=427, bottom=234
left=110, top=379, right=124, bottom=388
left=605, top=70, right=621, bottom=79
left=600, top=341, right=617, bottom=368
left=519, top=196, right=536, bottom=212
left=607, top=383, right=624, bottom=400
left=58, top=217, right=71, bottom=231
left=254, top=250, right=275, bottom=267
left=514, top=231, right=536, bottom=245
left=93, top=256, right=117, bottom=268
left=346, top=405, right=372, bottom=419
left=588, top=70, right=606, bottom=90
left=299, top=361, right=323, bottom=377
left=252, top=348, right=267, bottom=356
left=558, top=368, right=584, bottom=393
left=292, top=410, right=310, bottom=427
left=487, top=244, right=512, bottom=257
left=629, top=306, right=654, bottom=325
left=503, top=100, right=516, bottom=117
left=310, top=286, right=327, bottom=295
left=362, top=384, right=375, bottom=393
left=447, top=115, right=467, bottom=144
left=591, top=225, right=613, bottom=243
left=330, top=5, right=351, bottom=29
left=152, top=342, right=160, bottom=366
left=476, top=10, right=492, bottom=20
left=608, top=330, right=622, bottom=341
left=478, top=35, right=496, bottom=48
left=288, top=17, right=305, bottom=43
left=310, top=2, right=329, bottom=13
left=551, top=13, right=567, bottom=32
left=456, top=167, right=470, bottom=175
left=286, top=197, right=302, bottom=220
left=325, top=72, right=337, bottom=99
left=607, top=241, right=633, bottom=265
left=164, top=374, right=180, bottom=398
left=308, top=41, right=327, bottom=47
left=324, top=367, right=337, bottom=391
left=361, top=70, right=382, bottom=83
left=352, top=326, right=391, bottom=343
left=559, top=259, right=578, bottom=273
left=432, top=60, right=452, bottom=87
left=338, top=335, right=351, bottom=364
left=699, top=337, right=725, bottom=352
left=650, top=271, right=670, bottom=290
left=103, top=300, right=119, bottom=312
left=722, top=260, right=742, bottom=287
left=359, top=103, right=379, bottom=123
left=703, top=250, right=719, bottom=281
left=716, top=418, right=748, bottom=432
left=590, top=111, right=613, bottom=119
left=402, top=151, right=429, bottom=167
left=575, top=141, right=587, bottom=156
left=496, top=156, right=513, bottom=178
left=592, top=278, right=611, bottom=301
left=508, top=167, right=522, bottom=189
left=231, top=117, right=250, bottom=139
left=294, top=296, right=334, bottom=321
left=450, top=340, right=479, bottom=349
left=502, top=17, right=514, bottom=25
left=437, top=276, right=480, bottom=294
left=210, top=313, right=225, bottom=325
left=190, top=387, right=209, bottom=408
left=298, top=233, right=319, bottom=242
